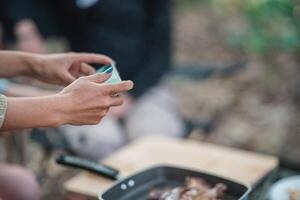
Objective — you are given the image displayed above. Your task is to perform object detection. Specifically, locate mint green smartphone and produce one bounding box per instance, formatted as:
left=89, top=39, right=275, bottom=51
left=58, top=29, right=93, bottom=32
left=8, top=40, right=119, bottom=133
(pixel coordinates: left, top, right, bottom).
left=96, top=62, right=122, bottom=84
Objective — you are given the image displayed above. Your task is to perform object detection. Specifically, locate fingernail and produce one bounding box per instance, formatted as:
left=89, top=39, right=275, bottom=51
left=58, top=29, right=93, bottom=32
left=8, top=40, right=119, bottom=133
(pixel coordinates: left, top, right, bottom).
left=125, top=80, right=134, bottom=89
left=104, top=66, right=113, bottom=74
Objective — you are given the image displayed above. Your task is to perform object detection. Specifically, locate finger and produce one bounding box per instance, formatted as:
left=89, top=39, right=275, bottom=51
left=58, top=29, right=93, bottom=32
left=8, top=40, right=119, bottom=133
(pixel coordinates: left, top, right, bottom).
left=84, top=73, right=112, bottom=83
left=107, top=96, right=124, bottom=107
left=103, top=108, right=109, bottom=115
left=103, top=81, right=134, bottom=95
left=70, top=53, right=113, bottom=65
left=81, top=63, right=96, bottom=75
left=61, top=72, right=76, bottom=84
left=111, top=93, right=121, bottom=97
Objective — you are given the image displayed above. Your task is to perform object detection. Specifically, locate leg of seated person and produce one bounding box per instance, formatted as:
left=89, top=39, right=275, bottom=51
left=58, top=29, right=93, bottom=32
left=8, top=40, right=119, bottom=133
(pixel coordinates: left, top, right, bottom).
left=60, top=116, right=125, bottom=160
left=126, top=86, right=186, bottom=140
left=0, top=164, right=40, bottom=200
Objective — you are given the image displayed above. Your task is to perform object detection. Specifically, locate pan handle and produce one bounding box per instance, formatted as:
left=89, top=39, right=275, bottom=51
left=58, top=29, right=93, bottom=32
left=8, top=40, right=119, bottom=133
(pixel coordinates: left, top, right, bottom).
left=56, top=155, right=119, bottom=180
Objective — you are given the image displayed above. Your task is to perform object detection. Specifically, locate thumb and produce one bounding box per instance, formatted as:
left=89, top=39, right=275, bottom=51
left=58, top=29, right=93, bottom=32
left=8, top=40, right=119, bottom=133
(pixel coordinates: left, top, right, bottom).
left=84, top=73, right=112, bottom=83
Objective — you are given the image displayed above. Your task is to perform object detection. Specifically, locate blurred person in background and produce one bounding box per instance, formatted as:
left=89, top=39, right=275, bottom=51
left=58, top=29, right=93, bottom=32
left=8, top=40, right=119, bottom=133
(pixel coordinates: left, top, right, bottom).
left=0, top=1, right=52, bottom=98
left=1, top=0, right=186, bottom=160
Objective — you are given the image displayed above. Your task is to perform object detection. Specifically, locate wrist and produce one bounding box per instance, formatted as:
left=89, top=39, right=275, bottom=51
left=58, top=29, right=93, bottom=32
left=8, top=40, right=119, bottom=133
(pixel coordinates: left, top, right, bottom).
left=50, top=93, right=72, bottom=126
left=2, top=95, right=68, bottom=130
left=23, top=53, right=44, bottom=77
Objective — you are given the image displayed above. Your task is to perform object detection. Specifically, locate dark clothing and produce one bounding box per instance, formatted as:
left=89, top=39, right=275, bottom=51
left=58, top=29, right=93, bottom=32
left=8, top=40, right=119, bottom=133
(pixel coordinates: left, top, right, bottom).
left=2, top=0, right=172, bottom=97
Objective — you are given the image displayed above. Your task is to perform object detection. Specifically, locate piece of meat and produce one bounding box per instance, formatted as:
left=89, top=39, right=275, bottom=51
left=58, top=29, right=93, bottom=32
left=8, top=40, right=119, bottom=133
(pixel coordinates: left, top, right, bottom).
left=148, top=188, right=173, bottom=200
left=160, top=187, right=186, bottom=200
left=203, top=183, right=227, bottom=199
left=148, top=188, right=169, bottom=200
left=181, top=188, right=203, bottom=200
left=185, top=177, right=210, bottom=196
left=148, top=177, right=229, bottom=200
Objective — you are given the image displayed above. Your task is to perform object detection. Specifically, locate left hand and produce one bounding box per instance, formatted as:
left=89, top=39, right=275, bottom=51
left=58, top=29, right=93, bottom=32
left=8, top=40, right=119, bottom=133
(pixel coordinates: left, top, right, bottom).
left=31, top=52, right=112, bottom=85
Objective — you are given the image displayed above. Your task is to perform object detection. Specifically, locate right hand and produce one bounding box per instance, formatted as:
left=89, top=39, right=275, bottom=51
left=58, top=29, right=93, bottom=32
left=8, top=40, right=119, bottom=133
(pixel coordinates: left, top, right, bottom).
left=58, top=73, right=134, bottom=125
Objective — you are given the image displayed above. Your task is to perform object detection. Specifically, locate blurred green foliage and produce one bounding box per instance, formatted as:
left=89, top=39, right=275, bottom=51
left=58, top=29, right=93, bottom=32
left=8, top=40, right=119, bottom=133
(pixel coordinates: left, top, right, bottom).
left=176, top=0, right=300, bottom=55
left=209, top=0, right=300, bottom=54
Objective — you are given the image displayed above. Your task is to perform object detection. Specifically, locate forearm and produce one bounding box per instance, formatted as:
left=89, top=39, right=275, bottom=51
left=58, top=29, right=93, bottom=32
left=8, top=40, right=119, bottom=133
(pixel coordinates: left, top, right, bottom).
left=0, top=73, right=134, bottom=131
left=0, top=51, right=40, bottom=78
left=5, top=83, right=55, bottom=97
left=1, top=95, right=65, bottom=131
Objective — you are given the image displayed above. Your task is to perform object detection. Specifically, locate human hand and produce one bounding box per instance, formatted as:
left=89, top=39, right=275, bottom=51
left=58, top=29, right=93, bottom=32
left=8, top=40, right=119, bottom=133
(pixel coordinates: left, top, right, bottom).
left=58, top=73, right=134, bottom=125
left=30, top=52, right=112, bottom=85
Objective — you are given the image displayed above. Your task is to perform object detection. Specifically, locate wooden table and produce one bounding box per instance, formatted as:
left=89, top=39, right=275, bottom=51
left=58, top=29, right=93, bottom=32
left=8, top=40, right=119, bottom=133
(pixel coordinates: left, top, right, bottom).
left=64, top=136, right=278, bottom=199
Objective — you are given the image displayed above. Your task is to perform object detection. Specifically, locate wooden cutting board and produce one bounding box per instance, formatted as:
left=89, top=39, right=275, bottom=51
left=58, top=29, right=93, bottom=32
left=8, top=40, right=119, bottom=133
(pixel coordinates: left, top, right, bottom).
left=64, top=136, right=278, bottom=199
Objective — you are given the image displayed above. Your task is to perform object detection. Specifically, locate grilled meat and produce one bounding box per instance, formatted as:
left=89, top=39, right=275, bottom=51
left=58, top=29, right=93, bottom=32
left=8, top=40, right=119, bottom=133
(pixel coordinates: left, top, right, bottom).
left=148, top=177, right=228, bottom=200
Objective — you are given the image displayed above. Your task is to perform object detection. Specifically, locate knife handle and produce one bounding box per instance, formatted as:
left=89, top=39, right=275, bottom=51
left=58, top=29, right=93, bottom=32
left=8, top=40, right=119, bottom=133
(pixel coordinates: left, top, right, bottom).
left=56, top=155, right=119, bottom=180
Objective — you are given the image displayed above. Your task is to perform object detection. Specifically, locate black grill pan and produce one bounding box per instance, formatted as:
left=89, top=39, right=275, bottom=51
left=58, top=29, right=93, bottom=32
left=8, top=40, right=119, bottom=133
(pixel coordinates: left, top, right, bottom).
left=55, top=155, right=251, bottom=200
left=99, top=166, right=251, bottom=200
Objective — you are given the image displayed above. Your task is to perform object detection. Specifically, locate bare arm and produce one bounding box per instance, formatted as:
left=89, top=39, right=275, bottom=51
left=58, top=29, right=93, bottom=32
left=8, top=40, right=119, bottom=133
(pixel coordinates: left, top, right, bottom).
left=0, top=51, right=112, bottom=85
left=0, top=51, right=134, bottom=131
left=0, top=51, right=38, bottom=78
left=1, top=73, right=134, bottom=131
left=5, top=82, right=55, bottom=97
left=2, top=95, right=64, bottom=130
